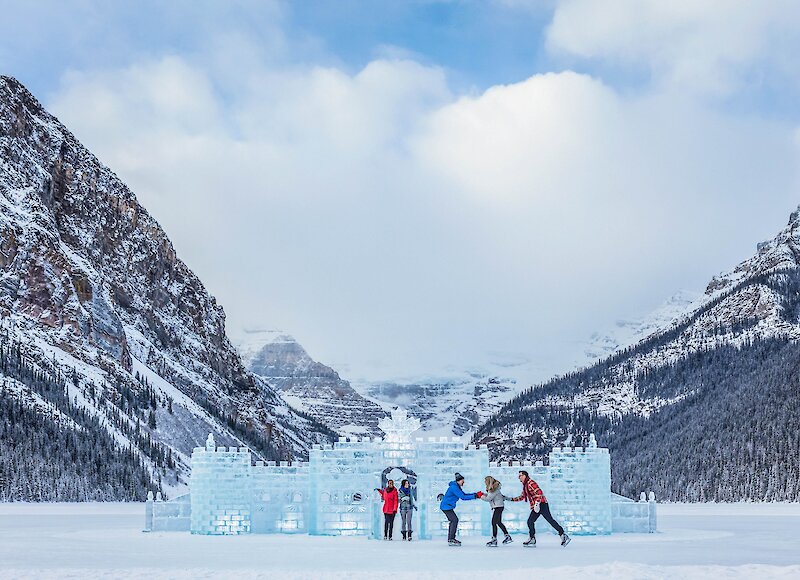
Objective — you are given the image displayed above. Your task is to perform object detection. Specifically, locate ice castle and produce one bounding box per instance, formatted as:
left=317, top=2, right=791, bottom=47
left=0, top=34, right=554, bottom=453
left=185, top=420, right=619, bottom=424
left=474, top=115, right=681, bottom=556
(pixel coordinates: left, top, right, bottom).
left=144, top=408, right=657, bottom=538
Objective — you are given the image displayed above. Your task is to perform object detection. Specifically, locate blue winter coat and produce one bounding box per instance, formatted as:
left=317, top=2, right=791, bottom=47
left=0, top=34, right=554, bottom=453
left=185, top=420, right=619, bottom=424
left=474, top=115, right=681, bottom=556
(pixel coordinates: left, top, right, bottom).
left=439, top=480, right=477, bottom=510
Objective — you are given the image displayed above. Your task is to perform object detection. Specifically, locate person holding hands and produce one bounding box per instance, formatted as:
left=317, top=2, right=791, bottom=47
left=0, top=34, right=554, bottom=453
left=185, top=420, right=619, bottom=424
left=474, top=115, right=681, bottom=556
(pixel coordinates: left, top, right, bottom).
left=439, top=472, right=484, bottom=546
left=512, top=470, right=571, bottom=547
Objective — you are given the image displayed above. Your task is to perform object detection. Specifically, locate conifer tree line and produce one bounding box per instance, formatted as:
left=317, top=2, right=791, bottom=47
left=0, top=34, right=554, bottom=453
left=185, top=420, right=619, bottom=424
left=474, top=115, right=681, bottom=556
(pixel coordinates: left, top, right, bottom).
left=0, top=319, right=339, bottom=500
left=475, top=268, right=800, bottom=502
left=0, top=332, right=161, bottom=501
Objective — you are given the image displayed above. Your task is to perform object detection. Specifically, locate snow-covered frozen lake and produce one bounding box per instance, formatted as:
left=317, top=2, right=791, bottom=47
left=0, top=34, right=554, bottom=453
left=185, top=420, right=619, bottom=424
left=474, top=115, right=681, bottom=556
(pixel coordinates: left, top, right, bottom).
left=1, top=503, right=799, bottom=579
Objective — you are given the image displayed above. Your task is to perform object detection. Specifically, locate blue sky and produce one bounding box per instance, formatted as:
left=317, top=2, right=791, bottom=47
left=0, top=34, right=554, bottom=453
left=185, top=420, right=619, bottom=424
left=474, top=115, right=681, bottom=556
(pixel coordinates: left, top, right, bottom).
left=4, top=1, right=555, bottom=96
left=2, top=1, right=800, bottom=380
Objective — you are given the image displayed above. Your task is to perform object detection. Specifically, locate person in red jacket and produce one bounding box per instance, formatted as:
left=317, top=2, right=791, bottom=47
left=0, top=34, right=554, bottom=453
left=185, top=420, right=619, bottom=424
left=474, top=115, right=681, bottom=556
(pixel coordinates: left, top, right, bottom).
left=376, top=480, right=399, bottom=540
left=512, top=470, right=571, bottom=547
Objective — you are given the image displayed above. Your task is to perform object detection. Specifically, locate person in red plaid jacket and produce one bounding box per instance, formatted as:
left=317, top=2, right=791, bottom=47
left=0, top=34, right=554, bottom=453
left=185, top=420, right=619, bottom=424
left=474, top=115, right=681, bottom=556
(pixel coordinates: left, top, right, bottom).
left=512, top=470, right=571, bottom=547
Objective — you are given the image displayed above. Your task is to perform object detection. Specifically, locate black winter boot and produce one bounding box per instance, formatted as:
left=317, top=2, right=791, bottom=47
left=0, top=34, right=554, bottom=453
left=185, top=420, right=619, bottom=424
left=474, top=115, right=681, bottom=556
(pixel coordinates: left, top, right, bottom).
left=402, top=531, right=407, bottom=540
left=408, top=531, right=413, bottom=541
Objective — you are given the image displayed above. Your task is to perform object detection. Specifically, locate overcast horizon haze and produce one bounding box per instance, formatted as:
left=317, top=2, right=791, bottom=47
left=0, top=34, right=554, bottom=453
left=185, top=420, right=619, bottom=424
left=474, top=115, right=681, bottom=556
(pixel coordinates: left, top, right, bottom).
left=3, top=0, right=800, bottom=382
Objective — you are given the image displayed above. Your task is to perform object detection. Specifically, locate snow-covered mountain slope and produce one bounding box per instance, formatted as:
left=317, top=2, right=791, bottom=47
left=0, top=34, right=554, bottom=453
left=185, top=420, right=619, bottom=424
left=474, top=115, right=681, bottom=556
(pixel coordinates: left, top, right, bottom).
left=236, top=329, right=387, bottom=437
left=0, top=76, right=335, bottom=499
left=473, top=206, right=800, bottom=501
left=482, top=205, right=800, bottom=429
left=583, top=290, right=700, bottom=362
left=344, top=291, right=698, bottom=438
left=352, top=371, right=515, bottom=438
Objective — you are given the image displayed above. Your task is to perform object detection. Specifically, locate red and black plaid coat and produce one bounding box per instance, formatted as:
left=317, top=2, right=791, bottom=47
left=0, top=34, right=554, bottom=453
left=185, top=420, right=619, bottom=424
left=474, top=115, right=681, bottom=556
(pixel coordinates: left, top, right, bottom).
left=513, top=477, right=547, bottom=509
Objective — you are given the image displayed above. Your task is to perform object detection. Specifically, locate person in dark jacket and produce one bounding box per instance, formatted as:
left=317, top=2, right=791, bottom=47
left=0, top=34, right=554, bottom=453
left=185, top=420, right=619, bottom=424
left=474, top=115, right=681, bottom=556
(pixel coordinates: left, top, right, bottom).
left=439, top=472, right=483, bottom=545
left=376, top=480, right=399, bottom=540
left=398, top=479, right=417, bottom=540
left=512, top=470, right=571, bottom=547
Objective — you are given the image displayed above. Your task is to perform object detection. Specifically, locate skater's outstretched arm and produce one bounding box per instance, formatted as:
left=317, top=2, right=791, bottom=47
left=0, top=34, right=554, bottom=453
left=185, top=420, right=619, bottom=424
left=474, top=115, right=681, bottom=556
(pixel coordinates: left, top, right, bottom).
left=451, top=485, right=479, bottom=501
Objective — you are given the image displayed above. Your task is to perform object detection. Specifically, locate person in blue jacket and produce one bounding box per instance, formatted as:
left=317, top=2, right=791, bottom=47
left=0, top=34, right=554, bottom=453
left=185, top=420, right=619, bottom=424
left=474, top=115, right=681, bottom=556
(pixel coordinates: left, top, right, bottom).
left=439, top=472, right=484, bottom=545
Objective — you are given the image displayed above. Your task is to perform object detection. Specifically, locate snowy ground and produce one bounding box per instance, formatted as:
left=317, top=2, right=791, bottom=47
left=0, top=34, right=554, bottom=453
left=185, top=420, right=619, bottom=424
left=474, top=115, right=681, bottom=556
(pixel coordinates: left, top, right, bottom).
left=1, top=503, right=799, bottom=579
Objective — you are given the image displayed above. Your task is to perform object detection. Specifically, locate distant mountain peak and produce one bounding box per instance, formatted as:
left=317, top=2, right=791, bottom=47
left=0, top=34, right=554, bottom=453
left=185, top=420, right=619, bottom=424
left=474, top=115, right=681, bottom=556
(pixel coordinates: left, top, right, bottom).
left=236, top=333, right=388, bottom=438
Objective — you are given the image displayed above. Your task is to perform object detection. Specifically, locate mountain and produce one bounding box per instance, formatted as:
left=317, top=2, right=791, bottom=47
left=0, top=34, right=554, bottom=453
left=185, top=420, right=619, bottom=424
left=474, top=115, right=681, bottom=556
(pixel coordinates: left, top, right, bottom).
left=473, top=207, right=800, bottom=502
left=344, top=292, right=698, bottom=438
left=583, top=290, right=700, bottom=361
left=236, top=329, right=387, bottom=437
left=0, top=76, right=335, bottom=500
left=351, top=369, right=518, bottom=438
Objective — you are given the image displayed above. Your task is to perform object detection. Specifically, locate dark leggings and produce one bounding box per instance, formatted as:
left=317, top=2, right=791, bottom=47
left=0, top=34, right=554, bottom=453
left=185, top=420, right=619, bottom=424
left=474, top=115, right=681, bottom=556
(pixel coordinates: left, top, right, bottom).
left=527, top=502, right=564, bottom=537
left=442, top=509, right=459, bottom=541
left=492, top=507, right=509, bottom=537
left=383, top=512, right=396, bottom=538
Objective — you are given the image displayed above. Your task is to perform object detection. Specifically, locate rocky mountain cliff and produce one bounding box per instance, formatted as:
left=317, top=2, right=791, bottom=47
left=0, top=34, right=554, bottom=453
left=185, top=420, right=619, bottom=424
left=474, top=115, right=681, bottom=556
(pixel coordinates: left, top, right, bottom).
left=237, top=329, right=387, bottom=437
left=0, top=76, right=335, bottom=499
left=474, top=207, right=800, bottom=501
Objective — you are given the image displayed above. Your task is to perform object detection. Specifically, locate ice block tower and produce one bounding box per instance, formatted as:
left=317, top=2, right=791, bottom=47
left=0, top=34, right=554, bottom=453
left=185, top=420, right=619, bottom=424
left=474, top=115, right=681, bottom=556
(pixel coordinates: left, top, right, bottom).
left=547, top=433, right=612, bottom=534
left=190, top=434, right=251, bottom=534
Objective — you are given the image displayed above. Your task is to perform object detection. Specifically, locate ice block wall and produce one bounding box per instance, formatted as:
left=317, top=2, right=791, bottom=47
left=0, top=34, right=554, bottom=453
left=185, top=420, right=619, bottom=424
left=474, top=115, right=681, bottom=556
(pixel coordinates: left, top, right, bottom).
left=251, top=461, right=309, bottom=533
left=611, top=492, right=657, bottom=533
left=190, top=434, right=251, bottom=535
left=308, top=438, right=379, bottom=536
left=307, top=434, right=490, bottom=539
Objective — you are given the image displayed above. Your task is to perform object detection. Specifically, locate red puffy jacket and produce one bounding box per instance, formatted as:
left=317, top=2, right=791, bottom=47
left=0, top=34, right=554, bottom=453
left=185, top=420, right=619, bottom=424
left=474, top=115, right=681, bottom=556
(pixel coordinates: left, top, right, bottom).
left=379, top=487, right=399, bottom=514
left=513, top=477, right=547, bottom=509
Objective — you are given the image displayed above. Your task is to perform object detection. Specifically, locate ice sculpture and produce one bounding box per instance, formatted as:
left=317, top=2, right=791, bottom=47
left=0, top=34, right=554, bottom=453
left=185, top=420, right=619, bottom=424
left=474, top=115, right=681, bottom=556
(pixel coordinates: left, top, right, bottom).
left=147, top=409, right=656, bottom=537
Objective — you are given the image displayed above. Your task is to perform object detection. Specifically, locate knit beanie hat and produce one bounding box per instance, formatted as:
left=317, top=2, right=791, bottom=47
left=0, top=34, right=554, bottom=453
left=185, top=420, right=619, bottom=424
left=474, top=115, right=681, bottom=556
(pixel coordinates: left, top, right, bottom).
left=454, top=472, right=464, bottom=482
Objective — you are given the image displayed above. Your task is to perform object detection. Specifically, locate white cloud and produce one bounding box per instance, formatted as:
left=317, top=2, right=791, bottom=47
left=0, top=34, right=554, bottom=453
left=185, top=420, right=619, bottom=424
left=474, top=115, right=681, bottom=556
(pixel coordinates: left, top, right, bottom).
left=547, top=0, right=800, bottom=96
left=46, top=17, right=800, bottom=382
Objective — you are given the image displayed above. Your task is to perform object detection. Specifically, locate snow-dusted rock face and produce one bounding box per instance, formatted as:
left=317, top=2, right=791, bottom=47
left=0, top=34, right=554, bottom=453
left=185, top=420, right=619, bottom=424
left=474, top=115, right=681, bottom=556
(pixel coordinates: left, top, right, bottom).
left=236, top=329, right=387, bottom=437
left=0, top=76, right=334, bottom=497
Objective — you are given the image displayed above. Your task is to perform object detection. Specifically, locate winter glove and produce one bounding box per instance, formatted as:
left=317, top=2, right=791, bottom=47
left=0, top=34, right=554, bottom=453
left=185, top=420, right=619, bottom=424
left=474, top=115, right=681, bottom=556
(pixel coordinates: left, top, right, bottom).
left=476, top=491, right=484, bottom=498
left=533, top=501, right=540, bottom=513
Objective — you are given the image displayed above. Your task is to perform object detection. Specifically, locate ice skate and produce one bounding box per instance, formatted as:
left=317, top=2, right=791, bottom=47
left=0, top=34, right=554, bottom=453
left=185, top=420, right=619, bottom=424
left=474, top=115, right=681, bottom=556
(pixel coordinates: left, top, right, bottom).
left=502, top=534, right=513, bottom=544
left=560, top=533, right=571, bottom=547
left=523, top=536, right=536, bottom=547
left=486, top=537, right=498, bottom=547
